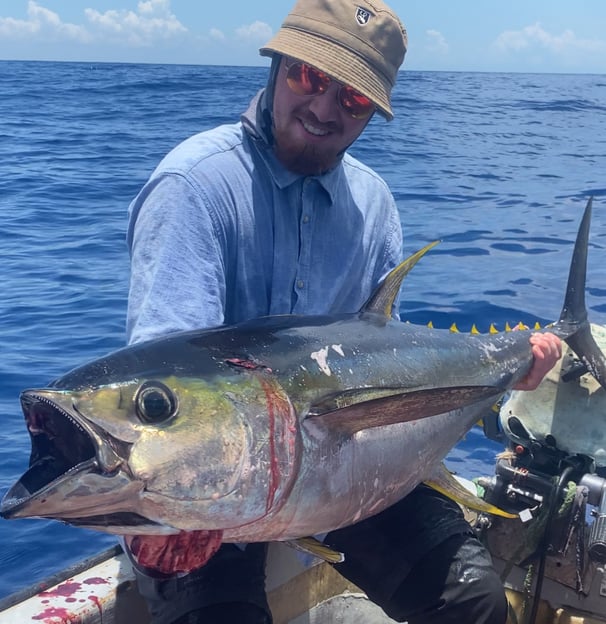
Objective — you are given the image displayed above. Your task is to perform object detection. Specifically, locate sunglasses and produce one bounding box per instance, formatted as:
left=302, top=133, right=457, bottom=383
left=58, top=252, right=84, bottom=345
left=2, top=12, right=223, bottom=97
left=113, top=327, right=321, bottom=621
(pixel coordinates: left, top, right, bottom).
left=285, top=61, right=375, bottom=120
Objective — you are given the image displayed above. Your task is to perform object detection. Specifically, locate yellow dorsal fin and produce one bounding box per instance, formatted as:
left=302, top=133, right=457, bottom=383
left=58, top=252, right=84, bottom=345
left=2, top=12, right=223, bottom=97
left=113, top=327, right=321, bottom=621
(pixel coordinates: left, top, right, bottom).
left=361, top=241, right=440, bottom=317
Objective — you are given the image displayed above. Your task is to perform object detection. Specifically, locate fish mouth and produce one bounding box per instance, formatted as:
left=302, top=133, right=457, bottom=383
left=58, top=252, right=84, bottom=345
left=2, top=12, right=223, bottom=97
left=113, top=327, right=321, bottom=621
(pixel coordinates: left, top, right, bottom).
left=0, top=390, right=126, bottom=519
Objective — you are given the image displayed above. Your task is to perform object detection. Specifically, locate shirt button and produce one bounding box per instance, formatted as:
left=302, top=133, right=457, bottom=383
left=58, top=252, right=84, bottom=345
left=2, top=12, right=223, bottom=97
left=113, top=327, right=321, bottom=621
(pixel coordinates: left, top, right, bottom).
left=302, top=215, right=310, bottom=224
left=297, top=280, right=305, bottom=289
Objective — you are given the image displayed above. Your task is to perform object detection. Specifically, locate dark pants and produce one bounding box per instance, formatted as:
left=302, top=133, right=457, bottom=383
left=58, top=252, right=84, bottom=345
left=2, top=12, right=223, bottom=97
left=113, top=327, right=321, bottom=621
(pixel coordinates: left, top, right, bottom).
left=132, top=486, right=507, bottom=624
left=325, top=484, right=508, bottom=623
left=133, top=543, right=272, bottom=624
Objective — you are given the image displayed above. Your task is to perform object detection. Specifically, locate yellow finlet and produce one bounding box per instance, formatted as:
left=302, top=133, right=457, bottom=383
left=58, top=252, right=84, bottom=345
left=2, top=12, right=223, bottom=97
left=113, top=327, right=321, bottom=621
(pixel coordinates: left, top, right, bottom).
left=423, top=320, right=538, bottom=335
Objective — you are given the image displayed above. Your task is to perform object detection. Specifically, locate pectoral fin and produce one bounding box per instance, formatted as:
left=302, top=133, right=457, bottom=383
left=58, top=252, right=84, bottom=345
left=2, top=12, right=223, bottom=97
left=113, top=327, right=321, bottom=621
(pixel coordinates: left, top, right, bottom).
left=425, top=463, right=516, bottom=519
left=307, top=386, right=503, bottom=435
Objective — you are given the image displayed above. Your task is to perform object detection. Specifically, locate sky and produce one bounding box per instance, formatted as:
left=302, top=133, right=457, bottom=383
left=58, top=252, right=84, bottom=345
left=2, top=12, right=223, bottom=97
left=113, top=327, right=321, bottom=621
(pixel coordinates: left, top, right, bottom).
left=0, top=0, right=605, bottom=74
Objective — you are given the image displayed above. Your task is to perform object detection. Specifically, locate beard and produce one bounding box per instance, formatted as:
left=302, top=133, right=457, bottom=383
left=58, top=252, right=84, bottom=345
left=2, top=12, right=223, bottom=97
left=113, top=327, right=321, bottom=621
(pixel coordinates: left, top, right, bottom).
left=272, top=120, right=342, bottom=176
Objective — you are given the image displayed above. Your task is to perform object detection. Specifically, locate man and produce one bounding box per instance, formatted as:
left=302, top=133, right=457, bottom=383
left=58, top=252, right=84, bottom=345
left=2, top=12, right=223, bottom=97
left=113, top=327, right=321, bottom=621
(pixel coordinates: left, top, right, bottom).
left=125, top=0, right=562, bottom=622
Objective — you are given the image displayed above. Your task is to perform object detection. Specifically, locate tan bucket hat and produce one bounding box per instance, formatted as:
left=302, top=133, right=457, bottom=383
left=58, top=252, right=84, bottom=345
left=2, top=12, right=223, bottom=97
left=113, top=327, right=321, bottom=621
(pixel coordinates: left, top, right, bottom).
left=260, top=0, right=407, bottom=120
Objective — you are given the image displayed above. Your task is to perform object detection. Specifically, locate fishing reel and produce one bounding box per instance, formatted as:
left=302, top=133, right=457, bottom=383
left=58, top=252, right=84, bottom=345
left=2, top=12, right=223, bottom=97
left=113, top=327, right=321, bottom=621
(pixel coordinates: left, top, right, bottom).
left=479, top=331, right=606, bottom=564
left=477, top=398, right=606, bottom=623
left=477, top=430, right=606, bottom=563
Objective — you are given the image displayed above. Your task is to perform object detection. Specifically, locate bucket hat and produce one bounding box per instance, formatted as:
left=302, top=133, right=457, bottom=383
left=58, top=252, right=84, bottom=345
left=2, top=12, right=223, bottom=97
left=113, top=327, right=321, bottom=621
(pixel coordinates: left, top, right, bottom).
left=260, top=0, right=407, bottom=120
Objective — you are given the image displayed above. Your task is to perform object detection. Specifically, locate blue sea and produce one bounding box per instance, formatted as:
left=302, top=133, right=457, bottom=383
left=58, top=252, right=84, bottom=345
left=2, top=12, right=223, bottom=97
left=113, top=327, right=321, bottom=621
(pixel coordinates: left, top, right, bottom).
left=1, top=60, right=606, bottom=601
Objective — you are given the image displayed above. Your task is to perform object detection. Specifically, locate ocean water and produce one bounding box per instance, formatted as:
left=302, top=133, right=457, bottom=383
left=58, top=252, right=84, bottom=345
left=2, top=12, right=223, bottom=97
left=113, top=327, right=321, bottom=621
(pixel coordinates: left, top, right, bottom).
left=1, top=60, right=606, bottom=600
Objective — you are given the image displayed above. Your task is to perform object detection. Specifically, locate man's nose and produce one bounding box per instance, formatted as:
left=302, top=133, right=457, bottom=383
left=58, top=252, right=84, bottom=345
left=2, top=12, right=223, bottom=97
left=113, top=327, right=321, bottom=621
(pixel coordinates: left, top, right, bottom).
left=306, top=82, right=340, bottom=122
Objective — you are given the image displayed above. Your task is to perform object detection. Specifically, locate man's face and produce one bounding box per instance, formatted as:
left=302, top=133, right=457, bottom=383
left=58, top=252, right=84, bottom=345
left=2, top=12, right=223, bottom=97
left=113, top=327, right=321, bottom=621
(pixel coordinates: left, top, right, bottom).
left=272, top=58, right=373, bottom=176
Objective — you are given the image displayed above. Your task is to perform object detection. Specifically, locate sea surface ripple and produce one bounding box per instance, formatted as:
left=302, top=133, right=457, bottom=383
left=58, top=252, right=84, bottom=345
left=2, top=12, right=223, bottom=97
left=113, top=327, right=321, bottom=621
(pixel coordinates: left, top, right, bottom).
left=1, top=61, right=605, bottom=599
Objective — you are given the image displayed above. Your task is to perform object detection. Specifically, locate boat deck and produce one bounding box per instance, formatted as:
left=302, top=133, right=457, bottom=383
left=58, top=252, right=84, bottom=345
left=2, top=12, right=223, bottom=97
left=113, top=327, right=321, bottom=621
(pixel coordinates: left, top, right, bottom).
left=1, top=543, right=605, bottom=623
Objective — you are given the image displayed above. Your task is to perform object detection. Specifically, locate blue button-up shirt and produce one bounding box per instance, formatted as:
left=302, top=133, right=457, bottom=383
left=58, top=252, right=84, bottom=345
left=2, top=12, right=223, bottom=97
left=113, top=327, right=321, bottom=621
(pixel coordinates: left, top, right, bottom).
left=126, top=92, right=403, bottom=345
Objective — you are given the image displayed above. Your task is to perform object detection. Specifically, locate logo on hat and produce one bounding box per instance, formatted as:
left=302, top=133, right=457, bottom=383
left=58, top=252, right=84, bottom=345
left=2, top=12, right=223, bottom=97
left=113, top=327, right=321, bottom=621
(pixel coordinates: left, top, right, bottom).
left=355, top=7, right=371, bottom=25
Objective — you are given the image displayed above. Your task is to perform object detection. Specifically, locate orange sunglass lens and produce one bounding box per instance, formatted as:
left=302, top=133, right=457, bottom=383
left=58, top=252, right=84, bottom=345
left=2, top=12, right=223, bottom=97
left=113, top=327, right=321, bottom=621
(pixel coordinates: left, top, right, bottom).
left=286, top=62, right=375, bottom=119
left=339, top=86, right=374, bottom=118
left=287, top=63, right=330, bottom=96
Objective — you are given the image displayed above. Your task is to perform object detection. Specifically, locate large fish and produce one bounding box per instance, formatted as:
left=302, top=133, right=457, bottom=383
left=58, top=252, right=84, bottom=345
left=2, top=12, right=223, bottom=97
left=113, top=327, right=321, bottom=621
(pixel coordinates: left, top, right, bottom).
left=2, top=199, right=605, bottom=552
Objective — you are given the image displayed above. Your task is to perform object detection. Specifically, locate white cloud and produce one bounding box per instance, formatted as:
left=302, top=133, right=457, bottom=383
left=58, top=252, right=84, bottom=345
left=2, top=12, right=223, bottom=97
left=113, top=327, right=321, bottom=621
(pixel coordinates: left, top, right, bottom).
left=0, top=1, right=90, bottom=42
left=0, top=1, right=186, bottom=48
left=138, top=0, right=167, bottom=17
left=84, top=0, right=187, bottom=47
left=494, top=22, right=606, bottom=56
left=425, top=29, right=449, bottom=55
left=0, top=2, right=274, bottom=64
left=209, top=28, right=225, bottom=41
left=235, top=20, right=272, bottom=43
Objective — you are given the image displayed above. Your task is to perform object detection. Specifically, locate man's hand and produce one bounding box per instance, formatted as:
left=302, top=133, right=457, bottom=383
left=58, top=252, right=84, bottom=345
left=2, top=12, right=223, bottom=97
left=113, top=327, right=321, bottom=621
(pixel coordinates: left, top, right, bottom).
left=513, top=332, right=562, bottom=391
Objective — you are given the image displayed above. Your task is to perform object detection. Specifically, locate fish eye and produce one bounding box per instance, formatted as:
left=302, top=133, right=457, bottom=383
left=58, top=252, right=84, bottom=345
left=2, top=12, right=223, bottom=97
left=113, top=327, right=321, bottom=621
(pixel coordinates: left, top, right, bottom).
left=135, top=381, right=177, bottom=424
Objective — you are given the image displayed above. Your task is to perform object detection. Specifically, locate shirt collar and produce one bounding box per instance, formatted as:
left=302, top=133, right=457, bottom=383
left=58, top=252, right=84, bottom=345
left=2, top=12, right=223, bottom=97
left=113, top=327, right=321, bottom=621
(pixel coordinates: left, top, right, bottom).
left=241, top=90, right=343, bottom=204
